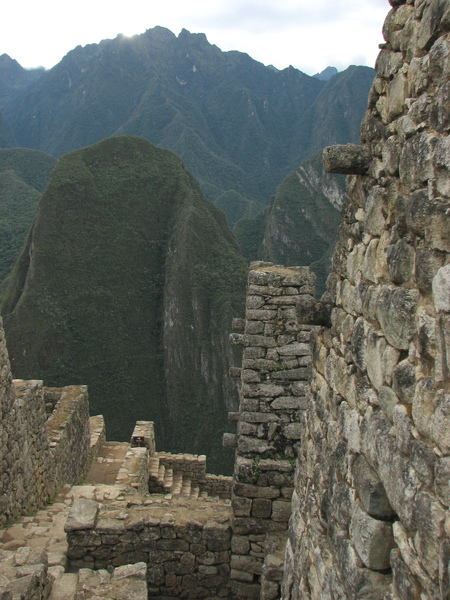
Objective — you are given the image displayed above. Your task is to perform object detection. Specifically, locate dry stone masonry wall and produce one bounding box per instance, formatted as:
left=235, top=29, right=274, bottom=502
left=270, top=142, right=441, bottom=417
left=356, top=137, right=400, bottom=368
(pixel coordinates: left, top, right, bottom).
left=0, top=318, right=92, bottom=528
left=228, top=264, right=316, bottom=600
left=282, top=0, right=450, bottom=598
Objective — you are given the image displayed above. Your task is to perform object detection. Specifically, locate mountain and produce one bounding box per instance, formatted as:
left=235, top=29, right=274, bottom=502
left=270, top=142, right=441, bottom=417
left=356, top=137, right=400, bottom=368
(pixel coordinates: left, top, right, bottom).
left=313, top=66, right=338, bottom=81
left=0, top=148, right=56, bottom=291
left=0, top=111, right=15, bottom=147
left=1, top=135, right=247, bottom=473
left=2, top=28, right=375, bottom=225
left=290, top=65, right=376, bottom=167
left=0, top=54, right=44, bottom=109
left=234, top=151, right=344, bottom=292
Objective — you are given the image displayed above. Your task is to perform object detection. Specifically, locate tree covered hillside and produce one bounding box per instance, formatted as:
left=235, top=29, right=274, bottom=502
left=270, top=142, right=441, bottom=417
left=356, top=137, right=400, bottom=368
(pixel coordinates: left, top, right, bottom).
left=0, top=148, right=56, bottom=291
left=1, top=135, right=247, bottom=473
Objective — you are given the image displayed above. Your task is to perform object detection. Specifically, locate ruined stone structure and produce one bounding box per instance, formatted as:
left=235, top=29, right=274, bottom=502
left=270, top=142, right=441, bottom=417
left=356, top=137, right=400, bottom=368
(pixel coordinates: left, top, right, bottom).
left=0, top=0, right=449, bottom=598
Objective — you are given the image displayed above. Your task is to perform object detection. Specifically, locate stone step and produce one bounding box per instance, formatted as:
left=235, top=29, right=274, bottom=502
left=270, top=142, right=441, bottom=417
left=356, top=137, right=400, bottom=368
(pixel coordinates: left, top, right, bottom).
left=163, top=467, right=173, bottom=491
left=191, top=485, right=200, bottom=500
left=180, top=477, right=192, bottom=497
left=48, top=572, right=78, bottom=600
left=172, top=471, right=184, bottom=495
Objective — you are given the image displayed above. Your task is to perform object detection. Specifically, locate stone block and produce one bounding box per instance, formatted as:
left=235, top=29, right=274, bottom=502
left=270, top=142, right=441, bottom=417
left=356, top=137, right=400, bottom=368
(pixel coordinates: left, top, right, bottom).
left=350, top=501, right=395, bottom=571
left=323, top=144, right=371, bottom=174
left=352, top=455, right=395, bottom=519
left=271, top=501, right=291, bottom=523
left=251, top=499, right=272, bottom=519
left=64, top=498, right=99, bottom=532
left=433, top=264, right=450, bottom=313
left=435, top=458, right=450, bottom=507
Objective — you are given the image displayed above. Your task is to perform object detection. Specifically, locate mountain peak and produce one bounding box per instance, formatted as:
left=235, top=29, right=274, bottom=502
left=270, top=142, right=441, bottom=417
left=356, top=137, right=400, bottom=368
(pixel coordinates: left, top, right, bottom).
left=313, top=66, right=338, bottom=81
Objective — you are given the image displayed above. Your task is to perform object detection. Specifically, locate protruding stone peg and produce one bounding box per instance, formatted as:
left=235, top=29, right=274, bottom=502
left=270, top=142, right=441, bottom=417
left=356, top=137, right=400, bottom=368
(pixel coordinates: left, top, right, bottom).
left=323, top=144, right=371, bottom=175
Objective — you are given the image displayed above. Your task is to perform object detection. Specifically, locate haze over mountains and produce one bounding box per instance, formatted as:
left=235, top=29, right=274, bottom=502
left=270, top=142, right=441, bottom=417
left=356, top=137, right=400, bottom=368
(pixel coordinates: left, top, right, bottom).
left=0, top=27, right=376, bottom=470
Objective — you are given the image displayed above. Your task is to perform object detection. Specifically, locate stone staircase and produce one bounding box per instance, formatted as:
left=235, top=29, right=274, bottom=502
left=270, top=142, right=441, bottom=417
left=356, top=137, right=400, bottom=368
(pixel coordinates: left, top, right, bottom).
left=148, top=452, right=231, bottom=501
left=0, top=418, right=232, bottom=600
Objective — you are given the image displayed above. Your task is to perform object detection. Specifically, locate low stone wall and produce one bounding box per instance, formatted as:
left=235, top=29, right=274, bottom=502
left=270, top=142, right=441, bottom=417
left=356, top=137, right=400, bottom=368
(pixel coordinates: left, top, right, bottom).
left=157, top=452, right=207, bottom=480
left=203, top=474, right=233, bottom=498
left=115, top=447, right=149, bottom=493
left=0, top=318, right=93, bottom=527
left=65, top=498, right=232, bottom=599
left=46, top=385, right=91, bottom=488
left=88, top=415, right=106, bottom=467
left=43, top=388, right=62, bottom=416
left=0, top=373, right=54, bottom=528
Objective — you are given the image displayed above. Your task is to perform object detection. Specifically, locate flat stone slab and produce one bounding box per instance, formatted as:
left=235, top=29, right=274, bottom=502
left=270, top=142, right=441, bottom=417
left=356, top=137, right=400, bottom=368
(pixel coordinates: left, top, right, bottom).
left=64, top=499, right=99, bottom=532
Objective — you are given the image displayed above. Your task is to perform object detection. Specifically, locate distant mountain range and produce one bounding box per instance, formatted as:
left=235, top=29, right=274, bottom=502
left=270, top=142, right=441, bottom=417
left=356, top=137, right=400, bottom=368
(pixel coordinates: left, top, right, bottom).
left=0, top=27, right=375, bottom=225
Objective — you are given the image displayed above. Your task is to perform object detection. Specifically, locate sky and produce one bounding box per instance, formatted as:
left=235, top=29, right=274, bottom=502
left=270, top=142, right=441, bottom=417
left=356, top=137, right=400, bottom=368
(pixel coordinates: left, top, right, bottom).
left=2, top=0, right=390, bottom=76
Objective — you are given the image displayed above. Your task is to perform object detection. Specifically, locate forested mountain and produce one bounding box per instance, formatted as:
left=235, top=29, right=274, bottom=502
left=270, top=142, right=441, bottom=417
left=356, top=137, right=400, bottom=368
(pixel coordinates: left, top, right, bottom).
left=235, top=151, right=345, bottom=292
left=0, top=148, right=56, bottom=290
left=1, top=27, right=375, bottom=225
left=1, top=136, right=247, bottom=473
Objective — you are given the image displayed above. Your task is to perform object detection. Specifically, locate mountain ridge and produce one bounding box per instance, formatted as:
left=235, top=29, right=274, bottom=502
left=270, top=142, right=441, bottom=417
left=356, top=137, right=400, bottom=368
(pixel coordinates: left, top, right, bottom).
left=1, top=27, right=375, bottom=225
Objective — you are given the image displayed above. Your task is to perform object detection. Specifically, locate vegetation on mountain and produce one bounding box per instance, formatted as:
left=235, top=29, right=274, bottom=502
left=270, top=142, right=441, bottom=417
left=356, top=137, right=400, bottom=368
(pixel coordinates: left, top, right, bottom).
left=1, top=28, right=374, bottom=225
left=0, top=148, right=56, bottom=291
left=234, top=152, right=344, bottom=293
left=1, top=136, right=247, bottom=473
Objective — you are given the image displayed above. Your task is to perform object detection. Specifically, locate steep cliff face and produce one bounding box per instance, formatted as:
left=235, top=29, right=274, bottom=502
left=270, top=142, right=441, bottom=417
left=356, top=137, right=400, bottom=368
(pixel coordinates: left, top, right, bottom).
left=262, top=152, right=343, bottom=265
left=1, top=135, right=247, bottom=473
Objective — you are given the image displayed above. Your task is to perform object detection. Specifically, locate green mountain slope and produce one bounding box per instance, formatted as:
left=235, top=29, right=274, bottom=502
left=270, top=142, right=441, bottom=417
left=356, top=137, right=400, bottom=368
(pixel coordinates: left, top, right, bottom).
left=1, top=135, right=247, bottom=473
left=3, top=29, right=374, bottom=225
left=0, top=148, right=56, bottom=289
left=235, top=152, right=344, bottom=292
left=0, top=111, right=15, bottom=148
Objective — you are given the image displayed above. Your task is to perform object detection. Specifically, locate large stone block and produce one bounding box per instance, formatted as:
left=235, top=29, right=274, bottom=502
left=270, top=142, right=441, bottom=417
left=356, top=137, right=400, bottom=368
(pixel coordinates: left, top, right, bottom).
left=376, top=286, right=419, bottom=350
left=350, top=501, right=395, bottom=570
left=322, top=144, right=371, bottom=175
left=352, top=455, right=395, bottom=519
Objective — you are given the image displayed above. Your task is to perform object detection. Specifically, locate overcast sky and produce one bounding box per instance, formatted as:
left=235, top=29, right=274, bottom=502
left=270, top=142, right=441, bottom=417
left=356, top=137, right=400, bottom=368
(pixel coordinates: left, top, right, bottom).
left=2, top=0, right=390, bottom=76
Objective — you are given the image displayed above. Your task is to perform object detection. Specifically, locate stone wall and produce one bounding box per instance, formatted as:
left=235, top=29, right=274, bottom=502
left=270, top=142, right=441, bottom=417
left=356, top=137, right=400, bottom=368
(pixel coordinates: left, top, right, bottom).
left=0, top=318, right=93, bottom=527
left=228, top=264, right=316, bottom=600
left=65, top=498, right=232, bottom=598
left=0, top=321, right=55, bottom=527
left=46, top=385, right=91, bottom=488
left=281, top=0, right=450, bottom=598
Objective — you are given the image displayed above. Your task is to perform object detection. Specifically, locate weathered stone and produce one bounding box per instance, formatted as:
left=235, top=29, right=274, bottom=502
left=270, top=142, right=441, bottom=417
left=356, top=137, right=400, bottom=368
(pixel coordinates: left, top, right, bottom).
left=433, top=264, right=450, bottom=313
left=366, top=327, right=400, bottom=390
left=386, top=240, right=414, bottom=284
left=323, top=144, right=371, bottom=175
left=392, top=360, right=416, bottom=404
left=352, top=455, right=395, bottom=519
left=64, top=499, right=99, bottom=532
left=350, top=501, right=396, bottom=570
left=251, top=499, right=272, bottom=519
left=376, top=286, right=419, bottom=350
left=412, top=377, right=438, bottom=439
left=432, top=393, right=450, bottom=453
